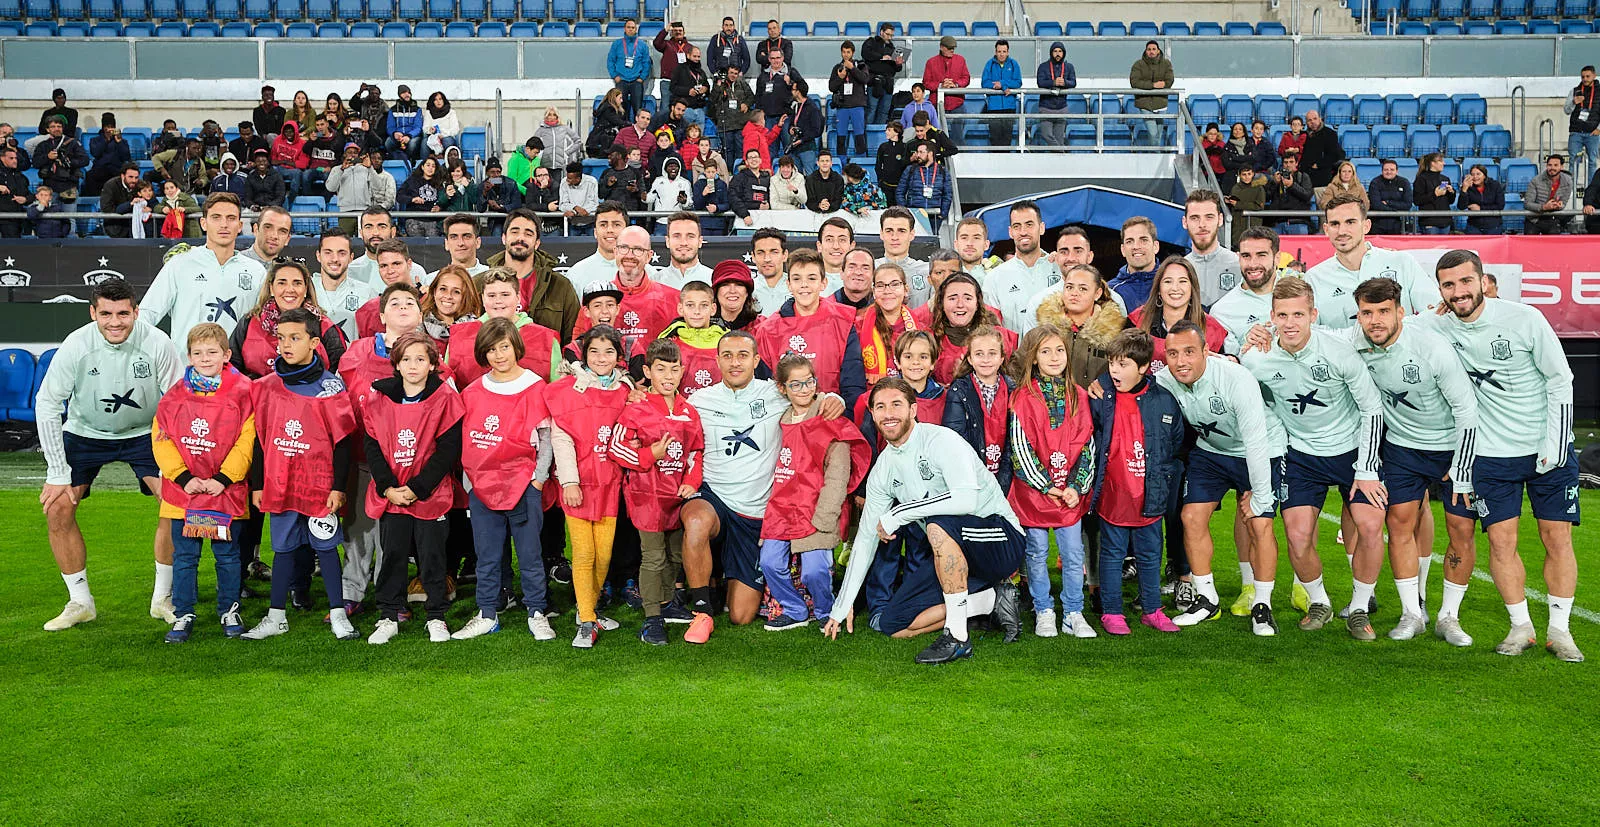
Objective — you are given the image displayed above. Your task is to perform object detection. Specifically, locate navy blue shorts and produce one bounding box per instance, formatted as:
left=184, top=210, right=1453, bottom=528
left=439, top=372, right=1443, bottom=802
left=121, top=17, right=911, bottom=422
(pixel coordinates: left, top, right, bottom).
left=269, top=510, right=345, bottom=553
left=693, top=485, right=764, bottom=590
left=1442, top=449, right=1581, bottom=529
left=64, top=432, right=158, bottom=496
left=878, top=513, right=1025, bottom=636
left=1182, top=447, right=1285, bottom=518
left=1283, top=447, right=1377, bottom=509
left=1381, top=442, right=1452, bottom=506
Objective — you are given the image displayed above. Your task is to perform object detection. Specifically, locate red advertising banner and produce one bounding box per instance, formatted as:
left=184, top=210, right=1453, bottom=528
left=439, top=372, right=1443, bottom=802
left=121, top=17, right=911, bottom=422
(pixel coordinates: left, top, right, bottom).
left=1282, top=235, right=1600, bottom=338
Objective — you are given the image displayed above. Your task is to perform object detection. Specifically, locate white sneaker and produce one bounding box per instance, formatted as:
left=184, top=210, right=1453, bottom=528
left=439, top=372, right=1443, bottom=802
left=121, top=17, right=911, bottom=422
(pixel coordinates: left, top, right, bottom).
left=44, top=600, right=96, bottom=631
left=1434, top=614, right=1474, bottom=647
left=1494, top=622, right=1538, bottom=656
left=1388, top=613, right=1427, bottom=641
left=150, top=595, right=177, bottom=623
left=1034, top=608, right=1059, bottom=638
left=451, top=613, right=500, bottom=640
left=426, top=619, right=450, bottom=643
left=528, top=611, right=556, bottom=640
left=329, top=609, right=360, bottom=641
left=595, top=615, right=621, bottom=631
left=241, top=615, right=288, bottom=639
left=1061, top=611, right=1098, bottom=638
left=367, top=618, right=400, bottom=645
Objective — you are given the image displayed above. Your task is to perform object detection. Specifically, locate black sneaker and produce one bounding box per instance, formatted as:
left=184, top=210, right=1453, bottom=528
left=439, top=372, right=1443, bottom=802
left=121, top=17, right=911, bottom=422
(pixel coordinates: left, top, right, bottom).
left=1089, top=586, right=1103, bottom=614
left=290, top=588, right=312, bottom=611
left=548, top=563, right=573, bottom=585
left=992, top=581, right=1022, bottom=644
left=623, top=579, right=643, bottom=610
left=1250, top=603, right=1279, bottom=636
left=763, top=614, right=810, bottom=632
left=659, top=600, right=695, bottom=624
left=499, top=589, right=522, bottom=613
left=1173, top=594, right=1220, bottom=627
left=638, top=617, right=668, bottom=646
left=1121, top=556, right=1138, bottom=582
left=914, top=631, right=974, bottom=665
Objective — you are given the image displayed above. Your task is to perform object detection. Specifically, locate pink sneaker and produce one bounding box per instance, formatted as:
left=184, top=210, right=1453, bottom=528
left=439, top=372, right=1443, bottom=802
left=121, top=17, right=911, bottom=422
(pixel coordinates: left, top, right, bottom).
left=1141, top=609, right=1181, bottom=633
left=1101, top=614, right=1131, bottom=635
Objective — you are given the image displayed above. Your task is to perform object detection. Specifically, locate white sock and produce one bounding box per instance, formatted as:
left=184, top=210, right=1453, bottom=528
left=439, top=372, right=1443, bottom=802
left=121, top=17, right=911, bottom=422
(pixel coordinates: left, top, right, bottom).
left=1416, top=554, right=1433, bottom=604
left=1395, top=576, right=1420, bottom=617
left=62, top=569, right=93, bottom=606
left=1239, top=561, right=1254, bottom=584
left=1346, top=553, right=1355, bottom=572
left=153, top=561, right=173, bottom=599
left=266, top=607, right=287, bottom=624
left=1547, top=596, right=1573, bottom=634
left=1303, top=576, right=1330, bottom=607
left=1252, top=580, right=1274, bottom=608
left=1439, top=580, right=1468, bottom=620
left=1349, top=579, right=1376, bottom=615
left=944, top=591, right=970, bottom=641
left=967, top=588, right=996, bottom=616
left=1506, top=600, right=1532, bottom=628
left=1194, top=573, right=1218, bottom=604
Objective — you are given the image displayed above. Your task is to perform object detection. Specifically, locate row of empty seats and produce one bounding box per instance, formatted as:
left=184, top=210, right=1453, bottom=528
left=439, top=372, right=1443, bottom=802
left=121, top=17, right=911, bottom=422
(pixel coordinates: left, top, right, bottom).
left=1360, top=0, right=1597, bottom=19
left=0, top=19, right=664, bottom=36
left=1336, top=123, right=1513, bottom=159
left=1189, top=94, right=1489, bottom=129
left=1370, top=18, right=1598, bottom=33
left=1032, top=21, right=1288, bottom=37
left=755, top=22, right=1004, bottom=38
left=0, top=0, right=667, bottom=22
left=3, top=125, right=490, bottom=163
left=0, top=348, right=55, bottom=424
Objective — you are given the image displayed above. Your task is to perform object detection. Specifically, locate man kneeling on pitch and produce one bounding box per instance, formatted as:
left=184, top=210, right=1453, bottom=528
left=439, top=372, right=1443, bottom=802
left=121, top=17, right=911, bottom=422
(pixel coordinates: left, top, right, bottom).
left=823, top=378, right=1024, bottom=664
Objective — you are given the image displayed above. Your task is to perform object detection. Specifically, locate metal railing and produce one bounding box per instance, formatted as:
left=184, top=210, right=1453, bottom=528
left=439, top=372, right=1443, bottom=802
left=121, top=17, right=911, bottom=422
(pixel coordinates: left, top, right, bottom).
left=1510, top=84, right=1527, bottom=155
left=933, top=87, right=1187, bottom=154
left=1243, top=207, right=1590, bottom=232
left=25, top=208, right=735, bottom=239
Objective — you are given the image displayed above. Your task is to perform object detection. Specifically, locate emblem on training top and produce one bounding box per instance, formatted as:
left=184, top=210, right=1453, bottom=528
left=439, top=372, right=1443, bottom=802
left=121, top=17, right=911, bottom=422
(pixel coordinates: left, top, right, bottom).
left=1490, top=337, right=1512, bottom=361
left=1208, top=395, right=1227, bottom=415
left=912, top=273, right=928, bottom=291
left=1311, top=363, right=1331, bottom=382
left=190, top=418, right=210, bottom=437
left=623, top=310, right=640, bottom=328
left=130, top=358, right=152, bottom=379
left=918, top=459, right=934, bottom=480
left=694, top=368, right=712, bottom=387
left=484, top=414, right=501, bottom=433
left=1402, top=363, right=1421, bottom=384
left=397, top=428, right=416, bottom=449
left=1220, top=270, right=1238, bottom=291
left=787, top=334, right=808, bottom=354
left=345, top=293, right=360, bottom=311
left=1049, top=451, right=1068, bottom=469
left=284, top=419, right=304, bottom=439
left=238, top=269, right=256, bottom=292
left=779, top=447, right=793, bottom=466
left=749, top=399, right=767, bottom=419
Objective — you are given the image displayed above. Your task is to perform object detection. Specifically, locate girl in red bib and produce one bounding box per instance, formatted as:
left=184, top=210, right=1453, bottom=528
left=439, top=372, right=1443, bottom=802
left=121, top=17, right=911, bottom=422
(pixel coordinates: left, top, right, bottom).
left=855, top=262, right=918, bottom=385
left=1007, top=323, right=1097, bottom=640
left=229, top=259, right=346, bottom=379
left=610, top=339, right=706, bottom=645
left=758, top=354, right=871, bottom=630
left=941, top=325, right=1015, bottom=495
left=240, top=308, right=362, bottom=642
left=151, top=323, right=257, bottom=643
left=446, top=269, right=563, bottom=388
left=361, top=332, right=464, bottom=645
left=547, top=325, right=634, bottom=648
left=451, top=317, right=557, bottom=642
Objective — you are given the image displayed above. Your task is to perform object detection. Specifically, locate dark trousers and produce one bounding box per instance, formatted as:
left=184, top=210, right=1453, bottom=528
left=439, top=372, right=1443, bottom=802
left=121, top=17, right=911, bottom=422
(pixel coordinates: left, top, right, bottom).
left=607, top=497, right=642, bottom=589
left=269, top=545, right=341, bottom=611
left=376, top=512, right=450, bottom=621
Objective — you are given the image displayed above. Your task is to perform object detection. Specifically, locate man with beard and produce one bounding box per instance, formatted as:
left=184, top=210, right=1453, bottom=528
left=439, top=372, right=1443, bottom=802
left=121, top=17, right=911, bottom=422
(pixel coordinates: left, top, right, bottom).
left=953, top=217, right=994, bottom=289
left=483, top=207, right=580, bottom=342
left=655, top=212, right=714, bottom=289
left=983, top=200, right=1061, bottom=335
left=313, top=229, right=378, bottom=344
left=346, top=207, right=426, bottom=287
left=237, top=204, right=293, bottom=269
left=1209, top=227, right=1282, bottom=354
left=1182, top=190, right=1240, bottom=308
left=1305, top=194, right=1439, bottom=328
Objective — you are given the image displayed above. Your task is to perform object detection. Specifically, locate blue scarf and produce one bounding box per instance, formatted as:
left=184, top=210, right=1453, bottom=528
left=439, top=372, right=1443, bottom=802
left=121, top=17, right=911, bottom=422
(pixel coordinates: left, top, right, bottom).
left=183, top=366, right=223, bottom=394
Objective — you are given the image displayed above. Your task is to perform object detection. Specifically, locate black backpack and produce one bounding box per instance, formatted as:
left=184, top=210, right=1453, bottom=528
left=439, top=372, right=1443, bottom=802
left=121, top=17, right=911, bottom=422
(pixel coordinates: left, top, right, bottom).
left=1580, top=443, right=1600, bottom=489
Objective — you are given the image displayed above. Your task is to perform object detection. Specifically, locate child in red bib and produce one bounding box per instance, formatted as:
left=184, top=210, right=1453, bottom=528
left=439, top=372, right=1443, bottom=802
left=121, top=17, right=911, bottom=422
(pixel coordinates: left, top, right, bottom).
left=1007, top=323, right=1097, bottom=640
left=754, top=249, right=866, bottom=413
left=152, top=323, right=257, bottom=643
left=361, top=332, right=465, bottom=644
left=941, top=325, right=1015, bottom=495
left=240, top=308, right=362, bottom=642
left=630, top=280, right=726, bottom=397
left=547, top=325, right=634, bottom=648
left=446, top=269, right=562, bottom=388
left=758, top=354, right=871, bottom=630
left=610, top=339, right=705, bottom=644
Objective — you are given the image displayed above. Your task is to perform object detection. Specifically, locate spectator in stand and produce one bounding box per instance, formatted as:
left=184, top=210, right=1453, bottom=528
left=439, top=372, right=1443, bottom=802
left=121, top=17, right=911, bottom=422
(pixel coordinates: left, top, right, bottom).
left=253, top=86, right=285, bottom=139
left=560, top=160, right=600, bottom=236
left=771, top=156, right=808, bottom=211
left=980, top=40, right=1023, bottom=148
left=730, top=147, right=773, bottom=226
left=38, top=89, right=79, bottom=139
left=27, top=186, right=70, bottom=239
left=0, top=146, right=32, bottom=238
left=1035, top=42, right=1076, bottom=146
left=707, top=16, right=751, bottom=78
left=756, top=19, right=794, bottom=71
left=806, top=151, right=846, bottom=214
left=842, top=163, right=887, bottom=216
left=899, top=83, right=939, bottom=133
left=1367, top=158, right=1410, bottom=234
left=229, top=122, right=269, bottom=164
left=209, top=153, right=247, bottom=199
left=647, top=128, right=684, bottom=182
left=1299, top=109, right=1343, bottom=188
left=423, top=91, right=460, bottom=155
left=31, top=116, right=89, bottom=202
left=1457, top=163, right=1505, bottom=235
left=1277, top=115, right=1306, bottom=159
left=155, top=179, right=200, bottom=237
left=923, top=36, right=971, bottom=144
left=710, top=66, right=755, bottom=165
left=152, top=137, right=209, bottom=195
left=0, top=123, right=29, bottom=173
left=1220, top=122, right=1253, bottom=193
left=672, top=47, right=712, bottom=129
left=650, top=99, right=690, bottom=141
left=368, top=148, right=396, bottom=209
left=1524, top=153, right=1574, bottom=235
left=326, top=142, right=385, bottom=234
left=534, top=108, right=583, bottom=170
left=243, top=150, right=287, bottom=210
left=877, top=121, right=909, bottom=206
left=507, top=137, right=547, bottom=196
left=898, top=139, right=952, bottom=230
left=302, top=117, right=341, bottom=196
left=398, top=155, right=446, bottom=236
left=524, top=165, right=562, bottom=232
left=782, top=79, right=824, bottom=172
left=440, top=160, right=477, bottom=214
left=1319, top=159, right=1369, bottom=213
left=609, top=18, right=653, bottom=118
left=84, top=121, right=131, bottom=198
left=478, top=157, right=521, bottom=233
left=385, top=85, right=424, bottom=162
left=741, top=109, right=784, bottom=172
left=598, top=147, right=645, bottom=212
left=197, top=120, right=228, bottom=172
left=270, top=121, right=309, bottom=199
left=1564, top=66, right=1599, bottom=185
left=1266, top=150, right=1313, bottom=234
left=647, top=155, right=692, bottom=215
left=587, top=88, right=631, bottom=159
left=655, top=21, right=693, bottom=105
left=323, top=93, right=351, bottom=135
left=1129, top=41, right=1174, bottom=147
left=1583, top=165, right=1600, bottom=233
left=150, top=119, right=185, bottom=157
left=1202, top=123, right=1227, bottom=188
left=616, top=109, right=658, bottom=170
left=864, top=22, right=905, bottom=126
left=1225, top=166, right=1266, bottom=247
left=352, top=83, right=391, bottom=143
left=1247, top=119, right=1277, bottom=173
left=692, top=166, right=731, bottom=234
left=1412, top=153, right=1454, bottom=234
left=910, top=111, right=960, bottom=163
left=830, top=41, right=870, bottom=162
left=287, top=90, right=317, bottom=138
left=100, top=164, right=144, bottom=239
left=690, top=135, right=729, bottom=181
left=757, top=48, right=803, bottom=122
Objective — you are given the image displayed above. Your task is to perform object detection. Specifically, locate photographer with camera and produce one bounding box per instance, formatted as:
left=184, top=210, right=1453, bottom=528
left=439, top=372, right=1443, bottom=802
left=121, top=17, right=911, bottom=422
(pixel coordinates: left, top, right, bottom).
left=1265, top=150, right=1313, bottom=234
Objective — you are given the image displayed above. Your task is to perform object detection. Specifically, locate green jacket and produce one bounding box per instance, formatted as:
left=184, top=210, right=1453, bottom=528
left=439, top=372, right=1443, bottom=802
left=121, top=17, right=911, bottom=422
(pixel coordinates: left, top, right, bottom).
left=484, top=245, right=580, bottom=342
left=505, top=147, right=547, bottom=195
left=1129, top=53, right=1175, bottom=112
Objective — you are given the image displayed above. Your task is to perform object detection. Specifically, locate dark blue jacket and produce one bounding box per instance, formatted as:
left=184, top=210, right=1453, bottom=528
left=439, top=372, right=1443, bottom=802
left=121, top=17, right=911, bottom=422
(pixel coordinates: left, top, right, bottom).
left=692, top=174, right=730, bottom=235
left=1455, top=177, right=1504, bottom=233
left=1087, top=374, right=1185, bottom=518
left=1036, top=43, right=1077, bottom=111
left=896, top=161, right=951, bottom=216
left=941, top=372, right=1015, bottom=493
left=1108, top=265, right=1156, bottom=311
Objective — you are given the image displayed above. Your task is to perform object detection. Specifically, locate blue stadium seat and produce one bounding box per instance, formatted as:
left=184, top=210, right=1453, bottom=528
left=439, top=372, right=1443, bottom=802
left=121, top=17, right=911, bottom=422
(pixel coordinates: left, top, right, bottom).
left=1453, top=95, right=1487, bottom=126
left=574, top=21, right=601, bottom=36
left=89, top=0, right=117, bottom=17
left=1527, top=19, right=1560, bottom=33
left=155, top=22, right=187, bottom=36
left=381, top=21, right=411, bottom=35
left=1161, top=23, right=1191, bottom=36
left=398, top=0, right=423, bottom=18
left=812, top=22, right=840, bottom=37
left=191, top=21, right=220, bottom=35
left=644, top=0, right=667, bottom=20
left=509, top=21, right=538, bottom=36
left=458, top=0, right=485, bottom=16
left=1223, top=22, right=1253, bottom=36
left=603, top=21, right=624, bottom=36
left=1187, top=95, right=1220, bottom=125
left=1255, top=96, right=1288, bottom=125
left=0, top=0, right=25, bottom=17
left=1498, top=0, right=1529, bottom=12
left=1441, top=159, right=1461, bottom=185
left=242, top=0, right=270, bottom=17
left=1065, top=22, right=1095, bottom=37
left=1529, top=0, right=1560, bottom=15
left=638, top=21, right=662, bottom=36
left=1373, top=0, right=1403, bottom=14
left=0, top=350, right=37, bottom=424
left=305, top=0, right=331, bottom=18
left=1441, top=125, right=1475, bottom=157
left=1436, top=0, right=1466, bottom=16
left=579, top=0, right=604, bottom=20
left=92, top=22, right=124, bottom=35
left=1129, top=22, right=1160, bottom=37
left=369, top=0, right=393, bottom=17
left=25, top=0, right=53, bottom=17
left=487, top=0, right=512, bottom=18
left=1403, top=0, right=1434, bottom=17
left=1397, top=21, right=1429, bottom=35
left=60, top=22, right=91, bottom=36
left=149, top=0, right=177, bottom=17
left=520, top=0, right=544, bottom=17
left=1407, top=124, right=1441, bottom=156
left=273, top=0, right=301, bottom=17
left=1385, top=95, right=1418, bottom=124
left=1430, top=21, right=1462, bottom=35
left=336, top=0, right=362, bottom=16
left=479, top=22, right=505, bottom=36
left=906, top=21, right=936, bottom=37
left=1373, top=125, right=1407, bottom=157
left=1563, top=0, right=1592, bottom=15
left=59, top=0, right=88, bottom=18
left=939, top=22, right=967, bottom=37
left=317, top=22, right=345, bottom=36
left=1500, top=158, right=1535, bottom=192
left=24, top=349, right=56, bottom=422
left=350, top=21, right=379, bottom=36
left=1463, top=22, right=1494, bottom=35
left=1221, top=95, right=1253, bottom=126
left=972, top=21, right=1000, bottom=37
left=428, top=0, right=454, bottom=18
left=548, top=0, right=574, bottom=19
left=747, top=22, right=762, bottom=36
left=541, top=20, right=568, bottom=35
left=1338, top=125, right=1372, bottom=158
left=1561, top=19, right=1593, bottom=34
left=1193, top=21, right=1223, bottom=36
left=413, top=20, right=443, bottom=35
left=1466, top=0, right=1497, bottom=14
left=1287, top=94, right=1319, bottom=120
left=286, top=22, right=315, bottom=37
left=1475, top=125, right=1511, bottom=157
left=1257, top=22, right=1287, bottom=35
left=843, top=22, right=871, bottom=38
left=1352, top=158, right=1382, bottom=184
left=1321, top=94, right=1354, bottom=125
left=611, top=0, right=635, bottom=17
left=290, top=197, right=327, bottom=236
left=1354, top=95, right=1387, bottom=126
left=252, top=21, right=282, bottom=35
left=1034, top=22, right=1063, bottom=37
left=1419, top=95, right=1453, bottom=126
left=211, top=0, right=240, bottom=17
left=1493, top=20, right=1527, bottom=33
left=1098, top=22, right=1127, bottom=36
left=445, top=21, right=473, bottom=36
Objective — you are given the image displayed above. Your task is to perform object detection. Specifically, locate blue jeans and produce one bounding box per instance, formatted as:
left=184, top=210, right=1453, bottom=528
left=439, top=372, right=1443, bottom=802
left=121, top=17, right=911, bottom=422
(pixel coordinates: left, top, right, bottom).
left=1420, top=225, right=1450, bottom=235
left=834, top=106, right=865, bottom=157
left=682, top=107, right=706, bottom=129
left=1025, top=524, right=1084, bottom=613
left=759, top=539, right=835, bottom=620
left=794, top=148, right=817, bottom=174
left=1136, top=115, right=1164, bottom=146
left=867, top=89, right=893, bottom=125
left=618, top=79, right=646, bottom=118
left=170, top=520, right=242, bottom=618
left=1098, top=522, right=1163, bottom=617
left=1569, top=131, right=1600, bottom=184
left=469, top=486, right=548, bottom=618
left=385, top=135, right=424, bottom=161
left=720, top=130, right=743, bottom=168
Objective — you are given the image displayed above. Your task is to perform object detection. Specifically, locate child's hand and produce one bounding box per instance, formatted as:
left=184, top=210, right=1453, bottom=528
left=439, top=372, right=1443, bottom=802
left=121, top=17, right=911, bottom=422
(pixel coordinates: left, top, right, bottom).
left=251, top=490, right=263, bottom=509
left=1060, top=488, right=1080, bottom=509
left=650, top=434, right=672, bottom=460
left=201, top=478, right=225, bottom=496
left=384, top=488, right=411, bottom=506
left=676, top=484, right=696, bottom=499
left=325, top=490, right=346, bottom=514
left=562, top=483, right=583, bottom=509
left=184, top=478, right=209, bottom=496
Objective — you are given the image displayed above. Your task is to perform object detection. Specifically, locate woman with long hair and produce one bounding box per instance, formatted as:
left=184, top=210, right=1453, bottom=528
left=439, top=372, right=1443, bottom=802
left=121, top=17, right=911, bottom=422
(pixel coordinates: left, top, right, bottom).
left=398, top=155, right=447, bottom=237
left=423, top=91, right=461, bottom=154
left=1129, top=256, right=1227, bottom=370
left=288, top=90, right=318, bottom=136
left=229, top=258, right=345, bottom=378
left=1317, top=159, right=1369, bottom=212
left=323, top=93, right=349, bottom=130
left=926, top=272, right=1016, bottom=385
left=855, top=262, right=918, bottom=385
left=420, top=264, right=483, bottom=348
left=1033, top=263, right=1131, bottom=387
left=587, top=88, right=630, bottom=158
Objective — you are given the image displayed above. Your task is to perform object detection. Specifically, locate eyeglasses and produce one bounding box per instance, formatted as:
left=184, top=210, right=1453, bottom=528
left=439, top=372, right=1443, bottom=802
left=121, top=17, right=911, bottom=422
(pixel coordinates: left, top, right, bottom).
left=784, top=377, right=818, bottom=391
left=616, top=244, right=651, bottom=256
left=873, top=281, right=905, bottom=290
